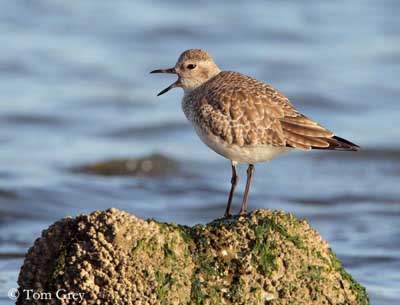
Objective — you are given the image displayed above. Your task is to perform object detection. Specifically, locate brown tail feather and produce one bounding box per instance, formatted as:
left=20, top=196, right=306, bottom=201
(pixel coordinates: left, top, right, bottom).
left=281, top=120, right=333, bottom=137
left=312, top=136, right=360, bottom=151
left=284, top=129, right=329, bottom=150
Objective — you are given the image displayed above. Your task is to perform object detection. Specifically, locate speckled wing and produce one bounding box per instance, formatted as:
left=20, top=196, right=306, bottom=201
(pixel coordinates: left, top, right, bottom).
left=192, top=71, right=335, bottom=151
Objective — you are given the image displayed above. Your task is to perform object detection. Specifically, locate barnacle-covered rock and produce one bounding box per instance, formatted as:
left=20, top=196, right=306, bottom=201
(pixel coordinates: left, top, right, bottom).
left=17, top=208, right=369, bottom=305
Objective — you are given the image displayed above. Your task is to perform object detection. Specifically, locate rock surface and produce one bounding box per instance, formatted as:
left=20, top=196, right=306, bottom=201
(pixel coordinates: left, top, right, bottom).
left=71, top=153, right=179, bottom=177
left=17, top=208, right=369, bottom=305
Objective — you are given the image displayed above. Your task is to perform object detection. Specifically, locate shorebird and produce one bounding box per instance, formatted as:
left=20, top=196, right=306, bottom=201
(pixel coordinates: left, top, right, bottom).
left=151, top=49, right=359, bottom=217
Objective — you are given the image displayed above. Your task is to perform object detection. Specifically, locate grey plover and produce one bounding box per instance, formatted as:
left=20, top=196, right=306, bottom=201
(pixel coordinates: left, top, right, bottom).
left=151, top=49, right=359, bottom=217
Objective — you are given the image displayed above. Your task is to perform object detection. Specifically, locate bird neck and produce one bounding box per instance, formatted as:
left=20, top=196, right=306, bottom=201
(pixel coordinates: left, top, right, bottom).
left=182, top=67, right=221, bottom=95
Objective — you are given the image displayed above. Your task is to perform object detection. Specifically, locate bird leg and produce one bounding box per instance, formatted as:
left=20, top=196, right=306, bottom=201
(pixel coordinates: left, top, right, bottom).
left=224, top=161, right=238, bottom=217
left=239, top=164, right=255, bottom=216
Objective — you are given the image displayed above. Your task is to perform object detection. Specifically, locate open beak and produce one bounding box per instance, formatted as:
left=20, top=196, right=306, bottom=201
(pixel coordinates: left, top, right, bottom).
left=150, top=67, right=180, bottom=96
left=150, top=68, right=176, bottom=74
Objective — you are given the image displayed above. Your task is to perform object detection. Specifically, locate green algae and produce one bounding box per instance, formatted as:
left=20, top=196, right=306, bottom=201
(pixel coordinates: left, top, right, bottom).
left=155, top=270, right=175, bottom=305
left=190, top=278, right=205, bottom=305
left=258, top=243, right=278, bottom=276
left=49, top=244, right=67, bottom=285
left=308, top=265, right=324, bottom=282
left=329, top=248, right=370, bottom=305
left=131, top=239, right=145, bottom=256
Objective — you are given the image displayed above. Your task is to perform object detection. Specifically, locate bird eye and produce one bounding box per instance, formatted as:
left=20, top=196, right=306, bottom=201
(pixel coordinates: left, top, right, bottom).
left=186, top=64, right=197, bottom=70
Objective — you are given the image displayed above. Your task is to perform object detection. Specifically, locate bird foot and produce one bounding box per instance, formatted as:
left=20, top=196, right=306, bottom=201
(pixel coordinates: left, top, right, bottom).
left=239, top=210, right=248, bottom=217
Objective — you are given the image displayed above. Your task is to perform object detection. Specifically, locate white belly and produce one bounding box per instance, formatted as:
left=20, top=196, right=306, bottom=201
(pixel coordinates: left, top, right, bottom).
left=194, top=126, right=292, bottom=164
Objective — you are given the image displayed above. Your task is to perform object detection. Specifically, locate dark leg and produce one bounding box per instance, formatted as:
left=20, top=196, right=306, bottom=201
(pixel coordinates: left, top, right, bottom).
left=239, top=164, right=255, bottom=216
left=224, top=161, right=238, bottom=217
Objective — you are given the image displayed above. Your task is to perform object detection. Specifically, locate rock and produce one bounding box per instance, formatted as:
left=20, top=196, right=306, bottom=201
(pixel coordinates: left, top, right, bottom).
left=71, top=153, right=179, bottom=177
left=17, top=209, right=369, bottom=305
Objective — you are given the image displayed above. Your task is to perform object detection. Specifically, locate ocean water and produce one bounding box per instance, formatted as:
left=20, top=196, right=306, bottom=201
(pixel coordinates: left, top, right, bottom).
left=0, top=0, right=399, bottom=304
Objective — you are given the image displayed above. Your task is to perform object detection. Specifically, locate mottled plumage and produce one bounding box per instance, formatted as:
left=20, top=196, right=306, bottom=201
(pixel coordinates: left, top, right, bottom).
left=151, top=49, right=359, bottom=216
left=183, top=71, right=356, bottom=152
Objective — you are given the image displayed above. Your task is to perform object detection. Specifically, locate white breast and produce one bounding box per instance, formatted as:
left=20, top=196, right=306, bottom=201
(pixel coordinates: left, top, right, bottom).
left=193, top=124, right=292, bottom=164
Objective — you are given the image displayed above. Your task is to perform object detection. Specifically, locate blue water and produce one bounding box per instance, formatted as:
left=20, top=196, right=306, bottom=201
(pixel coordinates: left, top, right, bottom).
left=0, top=1, right=399, bottom=304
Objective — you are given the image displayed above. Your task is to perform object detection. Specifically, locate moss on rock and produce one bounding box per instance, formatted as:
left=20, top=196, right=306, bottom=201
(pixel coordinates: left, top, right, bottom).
left=17, top=208, right=369, bottom=305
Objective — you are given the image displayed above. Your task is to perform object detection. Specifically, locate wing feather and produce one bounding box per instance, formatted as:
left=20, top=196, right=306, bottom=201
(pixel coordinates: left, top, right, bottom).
left=187, top=71, right=356, bottom=152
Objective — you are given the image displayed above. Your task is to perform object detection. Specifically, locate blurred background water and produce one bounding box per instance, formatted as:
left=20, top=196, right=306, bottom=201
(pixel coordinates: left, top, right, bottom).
left=0, top=0, right=399, bottom=304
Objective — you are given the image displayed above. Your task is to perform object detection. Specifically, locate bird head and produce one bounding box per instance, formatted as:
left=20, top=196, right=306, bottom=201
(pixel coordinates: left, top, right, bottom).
left=151, top=49, right=221, bottom=96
